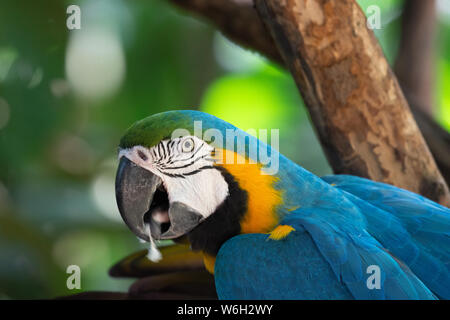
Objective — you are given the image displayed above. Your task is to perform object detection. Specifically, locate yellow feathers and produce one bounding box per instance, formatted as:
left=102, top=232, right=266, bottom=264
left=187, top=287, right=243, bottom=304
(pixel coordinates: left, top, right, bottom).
left=268, top=225, right=296, bottom=240
left=215, top=148, right=282, bottom=234
left=203, top=253, right=216, bottom=274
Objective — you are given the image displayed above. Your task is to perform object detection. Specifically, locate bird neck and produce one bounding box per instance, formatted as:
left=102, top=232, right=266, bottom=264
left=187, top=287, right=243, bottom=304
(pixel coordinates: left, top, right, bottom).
left=216, top=149, right=283, bottom=235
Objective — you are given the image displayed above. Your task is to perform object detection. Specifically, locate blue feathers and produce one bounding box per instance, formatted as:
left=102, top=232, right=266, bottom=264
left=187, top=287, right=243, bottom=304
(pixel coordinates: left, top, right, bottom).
left=216, top=205, right=438, bottom=299
left=287, top=207, right=436, bottom=299
left=322, top=175, right=450, bottom=299
left=215, top=231, right=353, bottom=299
left=215, top=169, right=449, bottom=299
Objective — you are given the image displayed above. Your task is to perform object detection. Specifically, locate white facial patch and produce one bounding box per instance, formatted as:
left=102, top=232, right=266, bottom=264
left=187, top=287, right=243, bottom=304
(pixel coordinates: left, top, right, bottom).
left=119, top=135, right=230, bottom=226
left=162, top=168, right=229, bottom=218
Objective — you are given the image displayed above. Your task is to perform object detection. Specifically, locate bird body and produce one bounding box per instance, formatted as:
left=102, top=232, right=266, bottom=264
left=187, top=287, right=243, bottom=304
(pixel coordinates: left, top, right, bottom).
left=115, top=110, right=450, bottom=300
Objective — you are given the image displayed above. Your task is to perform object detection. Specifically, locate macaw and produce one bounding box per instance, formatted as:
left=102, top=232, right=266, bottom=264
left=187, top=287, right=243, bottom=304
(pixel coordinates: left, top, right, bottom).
left=114, top=110, right=450, bottom=300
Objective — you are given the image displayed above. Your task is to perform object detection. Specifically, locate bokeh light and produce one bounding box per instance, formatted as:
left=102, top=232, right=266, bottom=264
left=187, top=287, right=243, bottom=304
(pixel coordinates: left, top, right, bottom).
left=438, top=59, right=450, bottom=129
left=213, top=32, right=266, bottom=73
left=0, top=47, right=18, bottom=82
left=91, top=159, right=123, bottom=223
left=52, top=134, right=95, bottom=175
left=65, top=28, right=126, bottom=101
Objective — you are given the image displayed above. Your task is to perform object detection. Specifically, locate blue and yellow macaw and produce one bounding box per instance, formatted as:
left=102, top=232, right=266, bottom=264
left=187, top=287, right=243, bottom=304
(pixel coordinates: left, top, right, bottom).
left=114, top=110, right=450, bottom=300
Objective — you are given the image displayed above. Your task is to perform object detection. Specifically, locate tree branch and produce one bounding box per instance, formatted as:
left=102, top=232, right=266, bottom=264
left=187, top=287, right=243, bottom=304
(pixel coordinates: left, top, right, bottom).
left=168, top=0, right=450, bottom=206
left=394, top=0, right=450, bottom=184
left=394, top=0, right=436, bottom=115
left=253, top=0, right=449, bottom=205
left=411, top=106, right=450, bottom=186
left=168, top=0, right=282, bottom=64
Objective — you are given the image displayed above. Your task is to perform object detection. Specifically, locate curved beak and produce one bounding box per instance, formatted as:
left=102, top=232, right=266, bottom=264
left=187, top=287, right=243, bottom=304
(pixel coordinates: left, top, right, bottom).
left=115, top=157, right=203, bottom=241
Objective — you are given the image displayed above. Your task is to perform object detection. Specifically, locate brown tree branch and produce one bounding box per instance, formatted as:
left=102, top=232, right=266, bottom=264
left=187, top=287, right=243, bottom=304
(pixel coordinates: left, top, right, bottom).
left=411, top=106, right=450, bottom=186
left=253, top=0, right=449, bottom=206
left=168, top=0, right=450, bottom=206
left=168, top=0, right=282, bottom=64
left=394, top=0, right=450, bottom=183
left=394, top=0, right=436, bottom=115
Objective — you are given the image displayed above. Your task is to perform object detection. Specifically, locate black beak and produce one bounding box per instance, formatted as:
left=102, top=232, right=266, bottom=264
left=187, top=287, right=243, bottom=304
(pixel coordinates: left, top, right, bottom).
left=115, top=157, right=203, bottom=241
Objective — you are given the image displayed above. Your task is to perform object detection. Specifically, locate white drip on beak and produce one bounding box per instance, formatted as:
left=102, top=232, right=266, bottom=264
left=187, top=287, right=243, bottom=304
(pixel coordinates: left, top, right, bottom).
left=145, top=223, right=162, bottom=262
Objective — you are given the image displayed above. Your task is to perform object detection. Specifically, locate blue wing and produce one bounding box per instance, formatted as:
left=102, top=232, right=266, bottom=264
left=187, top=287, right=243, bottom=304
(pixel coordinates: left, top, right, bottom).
left=215, top=207, right=436, bottom=300
left=322, top=174, right=450, bottom=299
left=215, top=228, right=353, bottom=299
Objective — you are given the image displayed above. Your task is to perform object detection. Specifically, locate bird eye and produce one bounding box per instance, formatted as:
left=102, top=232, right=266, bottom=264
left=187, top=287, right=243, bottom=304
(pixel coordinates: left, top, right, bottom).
left=181, top=138, right=195, bottom=153
left=137, top=150, right=148, bottom=161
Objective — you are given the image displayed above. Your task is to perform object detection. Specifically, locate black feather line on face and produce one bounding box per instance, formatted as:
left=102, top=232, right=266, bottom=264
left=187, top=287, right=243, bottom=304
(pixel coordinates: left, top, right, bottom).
left=158, top=143, right=164, bottom=159
left=162, top=141, right=168, bottom=159
left=160, top=153, right=210, bottom=170
left=156, top=165, right=215, bottom=178
left=187, top=166, right=248, bottom=256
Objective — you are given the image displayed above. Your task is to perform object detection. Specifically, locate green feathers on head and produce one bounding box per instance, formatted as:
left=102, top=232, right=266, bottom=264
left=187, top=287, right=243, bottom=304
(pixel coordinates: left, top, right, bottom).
left=119, top=110, right=241, bottom=149
left=119, top=111, right=194, bottom=149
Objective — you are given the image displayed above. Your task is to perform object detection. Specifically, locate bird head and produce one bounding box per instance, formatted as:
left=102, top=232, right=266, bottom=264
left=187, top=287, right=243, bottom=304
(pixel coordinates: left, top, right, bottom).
left=115, top=110, right=283, bottom=257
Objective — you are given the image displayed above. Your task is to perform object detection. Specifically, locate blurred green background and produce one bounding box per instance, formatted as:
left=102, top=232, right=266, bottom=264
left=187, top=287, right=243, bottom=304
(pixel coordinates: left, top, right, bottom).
left=0, top=0, right=449, bottom=299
